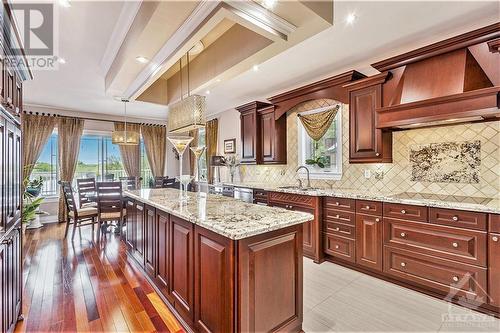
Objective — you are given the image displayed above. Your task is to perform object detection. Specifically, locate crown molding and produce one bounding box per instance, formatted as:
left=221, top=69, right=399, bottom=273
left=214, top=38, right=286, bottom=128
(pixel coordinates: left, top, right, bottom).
left=99, top=0, right=142, bottom=76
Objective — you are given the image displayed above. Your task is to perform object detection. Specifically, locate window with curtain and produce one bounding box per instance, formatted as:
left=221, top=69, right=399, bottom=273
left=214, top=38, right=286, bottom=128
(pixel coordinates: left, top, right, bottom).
left=31, top=132, right=152, bottom=196
left=297, top=109, right=342, bottom=179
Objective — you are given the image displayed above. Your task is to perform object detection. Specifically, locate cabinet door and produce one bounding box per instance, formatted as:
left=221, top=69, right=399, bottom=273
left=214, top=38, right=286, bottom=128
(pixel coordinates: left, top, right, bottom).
left=260, top=110, right=275, bottom=162
left=0, top=243, right=4, bottom=333
left=5, top=226, right=21, bottom=332
left=194, top=226, right=234, bottom=333
left=0, top=119, right=4, bottom=233
left=240, top=111, right=257, bottom=163
left=15, top=80, right=21, bottom=114
left=349, top=85, right=391, bottom=163
left=292, top=206, right=315, bottom=259
left=13, top=126, right=21, bottom=222
left=156, top=210, right=171, bottom=301
left=125, top=200, right=136, bottom=249
left=144, top=205, right=156, bottom=277
left=170, top=216, right=194, bottom=324
left=489, top=233, right=500, bottom=307
left=356, top=214, right=383, bottom=271
left=133, top=202, right=145, bottom=265
left=5, top=124, right=15, bottom=228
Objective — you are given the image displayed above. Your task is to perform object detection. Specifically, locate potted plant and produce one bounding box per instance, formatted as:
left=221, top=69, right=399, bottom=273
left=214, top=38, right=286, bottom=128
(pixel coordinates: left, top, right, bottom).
left=22, top=174, right=45, bottom=232
left=25, top=176, right=43, bottom=197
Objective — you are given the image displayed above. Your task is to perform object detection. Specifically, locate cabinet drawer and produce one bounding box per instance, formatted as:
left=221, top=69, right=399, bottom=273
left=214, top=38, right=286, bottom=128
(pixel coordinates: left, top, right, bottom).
left=323, top=210, right=355, bottom=226
left=384, top=218, right=487, bottom=267
left=268, top=191, right=316, bottom=209
left=356, top=200, right=382, bottom=216
left=323, top=233, right=355, bottom=263
left=384, top=246, right=487, bottom=301
left=383, top=203, right=428, bottom=222
left=429, top=208, right=487, bottom=231
left=324, top=221, right=355, bottom=239
left=253, top=189, right=268, bottom=200
left=323, top=197, right=355, bottom=212
left=490, top=214, right=500, bottom=233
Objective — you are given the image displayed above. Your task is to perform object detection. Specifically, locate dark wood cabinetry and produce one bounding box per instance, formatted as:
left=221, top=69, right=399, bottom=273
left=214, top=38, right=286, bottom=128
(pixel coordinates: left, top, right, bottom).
left=3, top=226, right=21, bottom=333
left=355, top=213, right=383, bottom=271
left=488, top=233, right=500, bottom=308
left=133, top=202, right=145, bottom=265
left=144, top=205, right=156, bottom=278
left=155, top=210, right=172, bottom=302
left=236, top=101, right=287, bottom=165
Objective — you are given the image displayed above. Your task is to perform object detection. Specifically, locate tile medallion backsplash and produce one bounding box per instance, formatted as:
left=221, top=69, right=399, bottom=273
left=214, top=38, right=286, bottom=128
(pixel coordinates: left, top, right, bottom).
left=410, top=141, right=481, bottom=183
left=221, top=102, right=499, bottom=198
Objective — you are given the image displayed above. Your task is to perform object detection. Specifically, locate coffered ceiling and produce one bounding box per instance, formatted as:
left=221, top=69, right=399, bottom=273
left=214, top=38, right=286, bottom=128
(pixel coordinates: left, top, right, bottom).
left=22, top=1, right=499, bottom=121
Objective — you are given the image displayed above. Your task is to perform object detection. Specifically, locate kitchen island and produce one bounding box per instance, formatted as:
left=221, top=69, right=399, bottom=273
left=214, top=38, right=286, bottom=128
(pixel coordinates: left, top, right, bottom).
left=124, top=188, right=313, bottom=333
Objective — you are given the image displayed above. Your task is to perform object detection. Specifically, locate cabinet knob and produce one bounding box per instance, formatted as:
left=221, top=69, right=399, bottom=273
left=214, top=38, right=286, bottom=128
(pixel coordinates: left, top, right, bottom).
left=400, top=232, right=406, bottom=238
left=335, top=214, right=340, bottom=219
left=365, top=205, right=370, bottom=210
left=492, top=236, right=499, bottom=242
left=452, top=276, right=459, bottom=282
left=289, top=205, right=293, bottom=209
left=375, top=153, right=380, bottom=157
left=375, top=218, right=380, bottom=222
left=334, top=227, right=340, bottom=231
left=401, top=209, right=406, bottom=214
left=452, top=216, right=459, bottom=221
left=452, top=242, right=459, bottom=248
left=335, top=202, right=339, bottom=206
left=335, top=245, right=339, bottom=249
left=400, top=262, right=406, bottom=267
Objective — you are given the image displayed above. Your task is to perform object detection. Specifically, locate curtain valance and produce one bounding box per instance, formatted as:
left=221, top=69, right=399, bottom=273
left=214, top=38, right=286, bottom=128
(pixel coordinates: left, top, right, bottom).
left=297, top=105, right=340, bottom=141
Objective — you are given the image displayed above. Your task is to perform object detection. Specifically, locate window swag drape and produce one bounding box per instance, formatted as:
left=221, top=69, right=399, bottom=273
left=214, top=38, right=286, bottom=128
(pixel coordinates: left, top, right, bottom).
left=297, top=105, right=340, bottom=141
left=205, top=119, right=218, bottom=184
left=141, top=125, right=167, bottom=177
left=114, top=122, right=141, bottom=179
left=58, top=117, right=85, bottom=222
left=22, top=113, right=58, bottom=181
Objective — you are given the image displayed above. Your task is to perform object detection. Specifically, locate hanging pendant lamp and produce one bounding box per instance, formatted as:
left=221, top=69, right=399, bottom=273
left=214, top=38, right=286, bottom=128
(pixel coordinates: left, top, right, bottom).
left=112, top=98, right=140, bottom=145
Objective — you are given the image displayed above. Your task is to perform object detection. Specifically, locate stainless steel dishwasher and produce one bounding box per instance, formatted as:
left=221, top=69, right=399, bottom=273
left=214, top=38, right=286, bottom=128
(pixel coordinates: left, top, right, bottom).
left=233, top=187, right=254, bottom=203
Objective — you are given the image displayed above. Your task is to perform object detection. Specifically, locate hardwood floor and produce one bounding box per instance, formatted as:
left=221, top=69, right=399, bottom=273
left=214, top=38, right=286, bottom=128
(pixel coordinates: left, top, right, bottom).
left=15, top=223, right=184, bottom=333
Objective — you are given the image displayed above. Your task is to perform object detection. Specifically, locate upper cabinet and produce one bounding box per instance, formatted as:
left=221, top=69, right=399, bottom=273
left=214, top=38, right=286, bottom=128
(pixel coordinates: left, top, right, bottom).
left=236, top=101, right=287, bottom=164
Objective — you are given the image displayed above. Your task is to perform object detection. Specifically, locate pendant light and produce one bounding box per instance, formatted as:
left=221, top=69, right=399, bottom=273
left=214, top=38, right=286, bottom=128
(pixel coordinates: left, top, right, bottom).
left=112, top=98, right=140, bottom=145
left=167, top=47, right=206, bottom=134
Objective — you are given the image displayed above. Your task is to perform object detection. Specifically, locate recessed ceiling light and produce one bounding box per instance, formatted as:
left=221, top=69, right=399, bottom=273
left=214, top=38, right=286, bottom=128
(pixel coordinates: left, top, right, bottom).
left=252, top=64, right=259, bottom=72
left=59, top=0, right=71, bottom=8
left=136, top=56, right=149, bottom=64
left=57, top=57, right=66, bottom=64
left=345, top=13, right=357, bottom=25
left=261, top=0, right=276, bottom=10
left=205, top=90, right=210, bottom=95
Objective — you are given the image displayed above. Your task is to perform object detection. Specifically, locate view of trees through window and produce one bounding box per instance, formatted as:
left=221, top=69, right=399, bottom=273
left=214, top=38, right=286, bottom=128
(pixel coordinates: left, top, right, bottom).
left=31, top=132, right=152, bottom=196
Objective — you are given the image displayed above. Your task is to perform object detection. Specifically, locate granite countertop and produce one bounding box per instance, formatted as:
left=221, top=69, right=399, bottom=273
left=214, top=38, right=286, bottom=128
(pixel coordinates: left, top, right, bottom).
left=220, top=182, right=500, bottom=214
left=125, top=188, right=314, bottom=240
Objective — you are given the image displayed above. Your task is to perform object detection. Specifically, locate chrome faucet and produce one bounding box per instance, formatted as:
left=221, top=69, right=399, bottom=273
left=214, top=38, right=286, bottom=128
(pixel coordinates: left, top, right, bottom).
left=296, top=166, right=311, bottom=189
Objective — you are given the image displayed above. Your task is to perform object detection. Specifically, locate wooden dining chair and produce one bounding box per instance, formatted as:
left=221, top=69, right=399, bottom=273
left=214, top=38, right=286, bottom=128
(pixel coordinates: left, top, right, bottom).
left=119, top=176, right=138, bottom=190
left=61, top=181, right=98, bottom=240
left=96, top=181, right=126, bottom=238
left=76, top=177, right=97, bottom=208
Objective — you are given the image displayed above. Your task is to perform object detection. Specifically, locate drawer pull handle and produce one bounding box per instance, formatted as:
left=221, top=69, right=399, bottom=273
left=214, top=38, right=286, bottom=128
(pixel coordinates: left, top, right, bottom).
left=375, top=218, right=380, bottom=222
left=335, top=214, right=340, bottom=219
left=335, top=202, right=339, bottom=206
left=365, top=205, right=370, bottom=210
left=400, top=262, right=406, bottom=267
left=334, top=227, right=340, bottom=231
left=401, top=209, right=406, bottom=214
left=452, top=242, right=459, bottom=248
left=335, top=245, right=340, bottom=249
left=289, top=205, right=293, bottom=209
left=400, top=232, right=406, bottom=238
left=452, top=216, right=459, bottom=221
left=452, top=276, right=459, bottom=282
left=493, top=236, right=499, bottom=242
left=375, top=153, right=380, bottom=157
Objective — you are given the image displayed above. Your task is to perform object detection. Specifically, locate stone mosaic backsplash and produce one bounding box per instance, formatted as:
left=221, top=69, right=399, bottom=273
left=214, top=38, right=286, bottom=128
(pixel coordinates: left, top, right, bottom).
left=221, top=104, right=499, bottom=199
left=410, top=140, right=481, bottom=184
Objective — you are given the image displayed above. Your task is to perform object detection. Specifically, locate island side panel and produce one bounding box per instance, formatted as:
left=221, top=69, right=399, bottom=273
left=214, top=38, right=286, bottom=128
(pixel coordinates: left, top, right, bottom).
left=237, top=224, right=304, bottom=333
left=194, top=226, right=235, bottom=333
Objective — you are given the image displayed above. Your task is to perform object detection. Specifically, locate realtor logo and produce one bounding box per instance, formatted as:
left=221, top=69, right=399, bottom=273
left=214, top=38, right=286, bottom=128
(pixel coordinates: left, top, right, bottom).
left=5, top=2, right=59, bottom=70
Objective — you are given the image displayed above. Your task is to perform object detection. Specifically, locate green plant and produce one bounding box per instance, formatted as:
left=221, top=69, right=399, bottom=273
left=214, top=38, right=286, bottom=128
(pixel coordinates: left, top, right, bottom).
left=305, top=156, right=328, bottom=168
left=22, top=167, right=45, bottom=224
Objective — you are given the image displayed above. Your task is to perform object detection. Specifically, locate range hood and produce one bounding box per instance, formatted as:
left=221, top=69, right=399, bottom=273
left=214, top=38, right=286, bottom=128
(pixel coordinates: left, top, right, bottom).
left=373, top=23, right=500, bottom=129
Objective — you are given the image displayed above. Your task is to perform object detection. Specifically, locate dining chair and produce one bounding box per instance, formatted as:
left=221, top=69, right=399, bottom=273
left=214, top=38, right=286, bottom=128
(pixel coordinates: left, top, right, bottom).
left=96, top=181, right=126, bottom=238
left=119, top=176, right=139, bottom=190
left=104, top=174, right=115, bottom=181
left=153, top=176, right=167, bottom=188
left=61, top=181, right=98, bottom=240
left=76, top=177, right=97, bottom=208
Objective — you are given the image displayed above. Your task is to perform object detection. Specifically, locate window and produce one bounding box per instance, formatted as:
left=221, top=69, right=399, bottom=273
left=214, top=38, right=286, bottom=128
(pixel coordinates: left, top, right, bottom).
left=32, top=133, right=58, bottom=196
left=297, top=107, right=342, bottom=179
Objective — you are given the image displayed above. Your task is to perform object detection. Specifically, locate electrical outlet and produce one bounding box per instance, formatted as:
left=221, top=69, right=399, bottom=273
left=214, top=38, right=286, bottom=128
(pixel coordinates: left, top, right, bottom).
left=374, top=171, right=384, bottom=180
left=364, top=169, right=371, bottom=179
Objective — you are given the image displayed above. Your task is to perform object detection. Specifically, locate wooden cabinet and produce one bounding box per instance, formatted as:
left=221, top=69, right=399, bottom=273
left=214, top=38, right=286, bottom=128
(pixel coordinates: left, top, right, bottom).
left=133, top=202, right=145, bottom=265
left=324, top=233, right=355, bottom=263
left=355, top=213, right=383, bottom=271
left=429, top=208, right=487, bottom=231
left=345, top=74, right=392, bottom=163
left=4, top=121, right=21, bottom=230
left=488, top=233, right=500, bottom=307
left=170, top=215, right=194, bottom=325
left=144, top=205, right=156, bottom=277
left=194, top=226, right=234, bottom=333
left=125, top=200, right=136, bottom=249
left=236, top=101, right=287, bottom=165
left=155, top=210, right=172, bottom=301
left=2, top=224, right=21, bottom=333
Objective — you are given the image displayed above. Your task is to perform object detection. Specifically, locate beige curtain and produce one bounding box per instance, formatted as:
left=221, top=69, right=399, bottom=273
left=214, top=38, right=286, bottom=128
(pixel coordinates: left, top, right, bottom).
left=58, top=117, right=84, bottom=222
left=188, top=129, right=199, bottom=176
left=141, top=125, right=166, bottom=177
left=114, top=122, right=141, bottom=179
left=298, top=105, right=340, bottom=141
left=22, top=114, right=57, bottom=181
left=206, top=119, right=218, bottom=184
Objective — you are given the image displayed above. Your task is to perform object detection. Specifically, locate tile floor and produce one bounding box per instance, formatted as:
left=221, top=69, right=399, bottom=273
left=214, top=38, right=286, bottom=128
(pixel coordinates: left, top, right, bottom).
left=302, top=259, right=500, bottom=332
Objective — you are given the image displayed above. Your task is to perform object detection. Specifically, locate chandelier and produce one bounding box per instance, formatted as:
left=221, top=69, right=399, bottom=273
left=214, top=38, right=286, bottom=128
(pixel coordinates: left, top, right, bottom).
left=168, top=48, right=206, bottom=134
left=112, top=99, right=140, bottom=145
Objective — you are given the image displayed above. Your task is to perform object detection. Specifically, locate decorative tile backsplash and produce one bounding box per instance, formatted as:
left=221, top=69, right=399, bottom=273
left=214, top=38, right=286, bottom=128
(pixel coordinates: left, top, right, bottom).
left=410, top=140, right=481, bottom=183
left=221, top=104, right=499, bottom=198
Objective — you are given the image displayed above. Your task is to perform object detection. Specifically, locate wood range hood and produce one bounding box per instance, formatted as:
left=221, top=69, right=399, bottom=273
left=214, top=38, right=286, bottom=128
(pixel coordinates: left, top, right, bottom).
left=373, top=23, right=500, bottom=129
